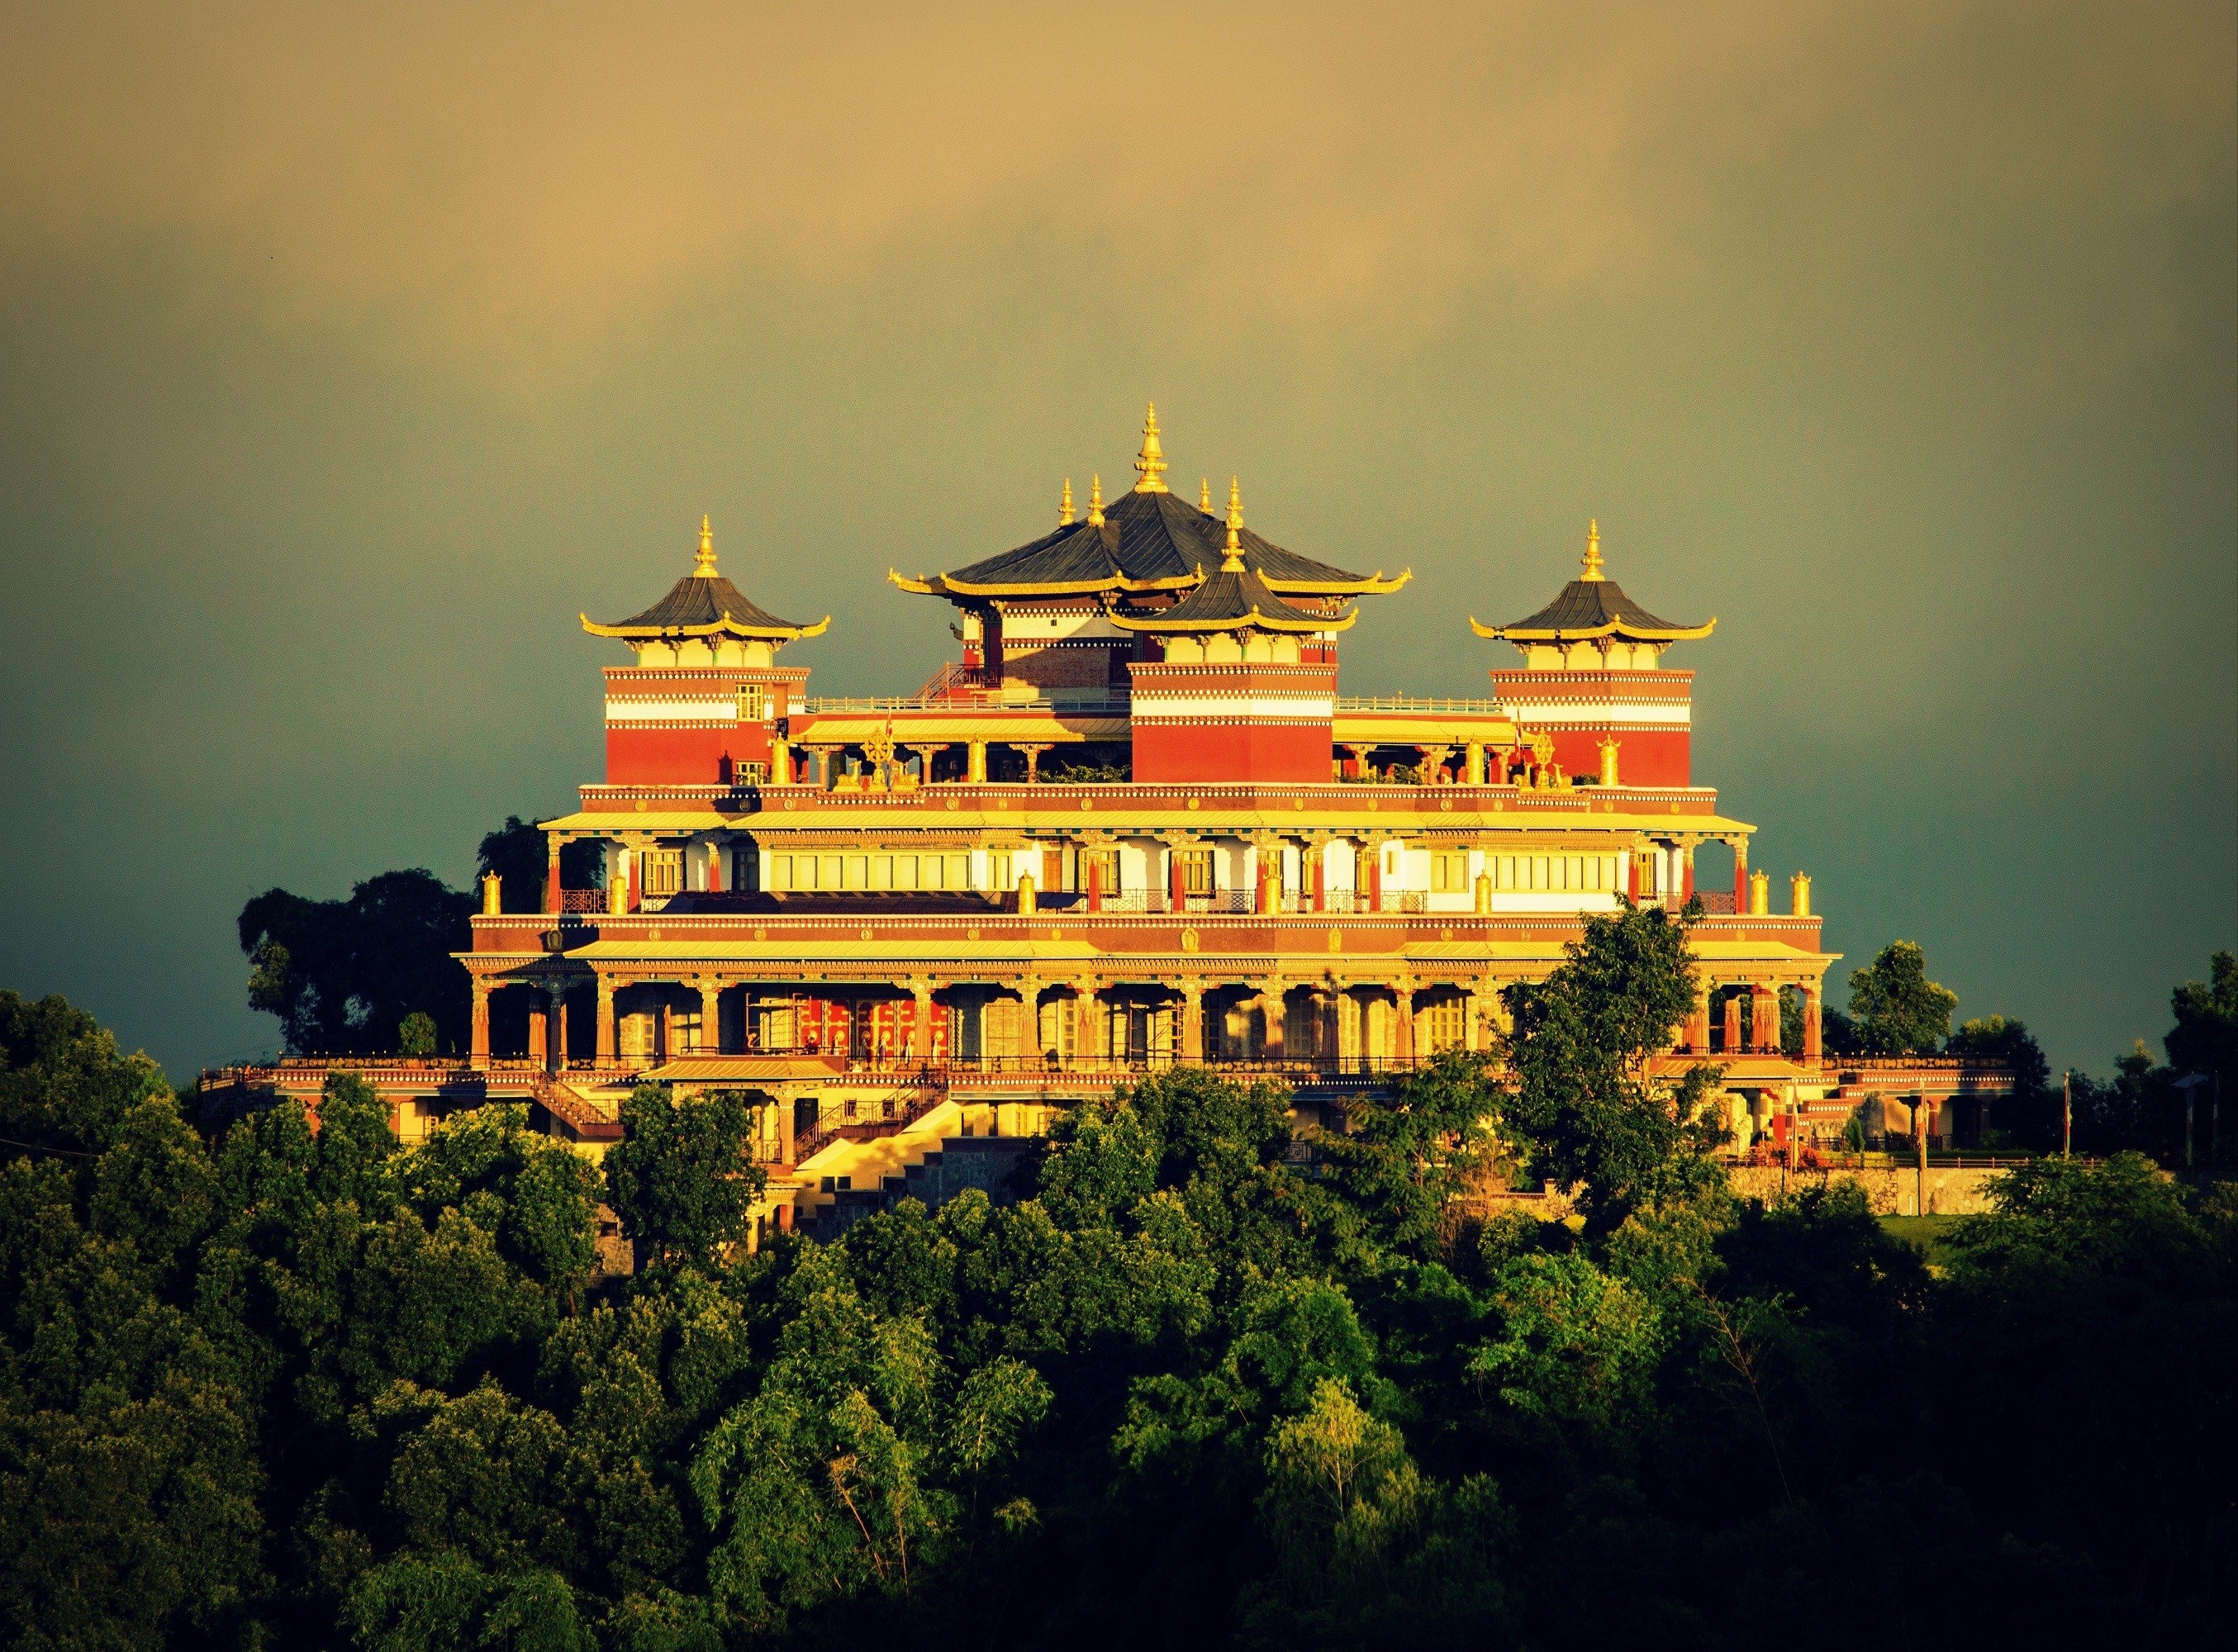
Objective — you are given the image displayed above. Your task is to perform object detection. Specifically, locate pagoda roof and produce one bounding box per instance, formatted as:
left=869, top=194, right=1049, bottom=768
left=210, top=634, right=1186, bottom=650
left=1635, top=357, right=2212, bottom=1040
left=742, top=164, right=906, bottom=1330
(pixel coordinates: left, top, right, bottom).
left=583, top=517, right=829, bottom=643
left=1471, top=522, right=1714, bottom=644
left=890, top=407, right=1409, bottom=603
left=1111, top=480, right=1357, bottom=634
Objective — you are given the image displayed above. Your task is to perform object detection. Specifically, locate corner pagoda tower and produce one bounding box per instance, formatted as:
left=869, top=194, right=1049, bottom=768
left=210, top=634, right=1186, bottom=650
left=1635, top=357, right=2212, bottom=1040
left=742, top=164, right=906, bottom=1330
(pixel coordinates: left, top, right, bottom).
left=1471, top=520, right=1714, bottom=788
left=581, top=516, right=828, bottom=787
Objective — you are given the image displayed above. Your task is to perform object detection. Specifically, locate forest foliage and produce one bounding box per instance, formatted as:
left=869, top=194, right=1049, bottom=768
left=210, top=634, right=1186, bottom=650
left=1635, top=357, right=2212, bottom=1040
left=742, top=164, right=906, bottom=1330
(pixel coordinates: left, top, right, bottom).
left=4, top=914, right=2235, bottom=1650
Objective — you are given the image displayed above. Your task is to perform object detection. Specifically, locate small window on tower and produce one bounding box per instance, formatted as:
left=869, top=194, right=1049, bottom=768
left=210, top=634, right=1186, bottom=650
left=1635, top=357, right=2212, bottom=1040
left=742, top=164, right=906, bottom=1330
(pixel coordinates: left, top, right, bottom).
left=738, top=683, right=768, bottom=720
left=639, top=850, right=684, bottom=897
left=1431, top=852, right=1470, bottom=892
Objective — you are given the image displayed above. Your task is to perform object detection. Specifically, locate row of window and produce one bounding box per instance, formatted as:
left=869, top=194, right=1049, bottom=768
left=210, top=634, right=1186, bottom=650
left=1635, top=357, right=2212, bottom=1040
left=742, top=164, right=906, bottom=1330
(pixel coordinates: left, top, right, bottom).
left=1427, top=850, right=1620, bottom=894
left=765, top=852, right=977, bottom=892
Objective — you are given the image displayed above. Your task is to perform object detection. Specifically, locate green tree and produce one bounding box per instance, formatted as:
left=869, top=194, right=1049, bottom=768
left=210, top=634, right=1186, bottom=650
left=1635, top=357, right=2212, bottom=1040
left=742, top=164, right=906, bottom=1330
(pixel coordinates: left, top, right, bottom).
left=1846, top=939, right=1958, bottom=1056
left=1500, top=900, right=1721, bottom=1227
left=397, top=1011, right=439, bottom=1056
left=1323, top=1049, right=1504, bottom=1256
left=2165, top=949, right=2237, bottom=1092
left=237, top=871, right=473, bottom=1053
left=603, top=1085, right=766, bottom=1270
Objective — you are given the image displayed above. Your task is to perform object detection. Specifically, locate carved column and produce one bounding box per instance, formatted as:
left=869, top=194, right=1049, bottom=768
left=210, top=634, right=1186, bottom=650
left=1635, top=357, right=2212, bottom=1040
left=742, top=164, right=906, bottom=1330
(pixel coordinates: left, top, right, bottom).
left=1732, top=838, right=1749, bottom=914
left=547, top=983, right=569, bottom=1074
left=1687, top=980, right=1712, bottom=1053
left=1181, top=980, right=1205, bottom=1061
left=909, top=978, right=935, bottom=1061
left=470, top=977, right=491, bottom=1064
left=596, top=976, right=616, bottom=1063
left=528, top=992, right=548, bottom=1065
left=697, top=978, right=724, bottom=1053
left=1722, top=986, right=1743, bottom=1056
left=1259, top=983, right=1284, bottom=1060
left=1394, top=979, right=1416, bottom=1062
left=1752, top=983, right=1781, bottom=1053
left=545, top=836, right=563, bottom=914
left=1802, top=983, right=1823, bottom=1063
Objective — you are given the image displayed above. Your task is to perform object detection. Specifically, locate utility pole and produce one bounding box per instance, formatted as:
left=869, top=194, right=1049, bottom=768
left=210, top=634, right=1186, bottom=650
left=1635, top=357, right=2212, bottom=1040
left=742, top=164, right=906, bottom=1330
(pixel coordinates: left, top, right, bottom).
left=2062, top=1072, right=2072, bottom=1161
left=1913, top=1092, right=1928, bottom=1217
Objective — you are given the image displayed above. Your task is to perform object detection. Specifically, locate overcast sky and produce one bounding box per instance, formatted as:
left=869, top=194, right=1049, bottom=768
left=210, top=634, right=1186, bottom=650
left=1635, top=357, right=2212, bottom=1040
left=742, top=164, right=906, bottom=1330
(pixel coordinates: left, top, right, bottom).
left=2, top=2, right=2231, bottom=1078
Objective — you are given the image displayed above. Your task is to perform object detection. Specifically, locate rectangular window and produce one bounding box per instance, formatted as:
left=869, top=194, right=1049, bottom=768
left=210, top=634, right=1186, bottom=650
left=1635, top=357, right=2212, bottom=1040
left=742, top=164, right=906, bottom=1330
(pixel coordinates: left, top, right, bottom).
left=947, top=853, right=971, bottom=890
left=1431, top=852, right=1470, bottom=893
left=768, top=854, right=792, bottom=890
left=738, top=683, right=768, bottom=720
left=733, top=847, right=758, bottom=891
left=1426, top=996, right=1466, bottom=1053
left=923, top=854, right=945, bottom=890
left=893, top=854, right=918, bottom=890
left=639, top=849, right=684, bottom=897
left=819, top=853, right=842, bottom=890
left=845, top=854, right=868, bottom=890
left=1084, top=847, right=1121, bottom=894
left=987, top=852, right=1010, bottom=892
left=869, top=855, right=892, bottom=890
left=1176, top=848, right=1215, bottom=895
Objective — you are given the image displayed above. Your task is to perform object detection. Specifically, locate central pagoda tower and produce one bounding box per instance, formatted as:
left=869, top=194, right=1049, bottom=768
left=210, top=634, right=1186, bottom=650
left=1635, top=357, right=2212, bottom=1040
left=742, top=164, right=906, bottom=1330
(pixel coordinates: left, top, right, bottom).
left=1113, top=480, right=1355, bottom=783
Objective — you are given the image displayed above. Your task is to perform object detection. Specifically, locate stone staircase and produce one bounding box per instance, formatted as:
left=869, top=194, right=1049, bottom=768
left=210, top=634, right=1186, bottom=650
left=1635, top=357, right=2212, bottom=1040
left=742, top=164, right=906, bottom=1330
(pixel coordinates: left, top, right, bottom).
left=796, top=1100, right=1037, bottom=1240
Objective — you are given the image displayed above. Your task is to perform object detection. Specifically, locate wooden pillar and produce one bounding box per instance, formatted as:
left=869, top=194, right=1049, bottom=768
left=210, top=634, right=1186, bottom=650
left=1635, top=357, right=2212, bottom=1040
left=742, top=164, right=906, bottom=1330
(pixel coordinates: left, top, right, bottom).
left=528, top=994, right=548, bottom=1064
left=1752, top=984, right=1779, bottom=1053
left=545, top=837, right=563, bottom=914
left=470, top=978, right=491, bottom=1064
left=1168, top=839, right=1188, bottom=910
left=1803, top=984, right=1823, bottom=1062
left=1394, top=981, right=1415, bottom=1062
left=547, top=985, right=569, bottom=1074
left=1181, top=980, right=1205, bottom=1061
left=1260, top=985, right=1284, bottom=1060
left=1086, top=852, right=1103, bottom=914
left=909, top=979, right=935, bottom=1060
left=596, top=977, right=616, bottom=1062
left=697, top=979, right=723, bottom=1052
left=1681, top=843, right=1696, bottom=902
left=1722, top=988, right=1743, bottom=1056
left=1732, top=838, right=1749, bottom=914
left=1366, top=847, right=1383, bottom=914
left=1311, top=844, right=1327, bottom=914
left=1687, top=980, right=1711, bottom=1053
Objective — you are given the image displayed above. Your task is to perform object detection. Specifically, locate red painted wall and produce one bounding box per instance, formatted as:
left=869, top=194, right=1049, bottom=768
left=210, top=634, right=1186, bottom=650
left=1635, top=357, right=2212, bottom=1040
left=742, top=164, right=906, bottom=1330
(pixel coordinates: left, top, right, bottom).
left=606, top=725, right=772, bottom=786
left=1131, top=719, right=1335, bottom=784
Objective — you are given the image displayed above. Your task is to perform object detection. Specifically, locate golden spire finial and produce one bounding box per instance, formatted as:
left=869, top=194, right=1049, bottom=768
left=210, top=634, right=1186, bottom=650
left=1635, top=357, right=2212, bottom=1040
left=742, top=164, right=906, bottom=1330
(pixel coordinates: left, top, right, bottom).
left=1200, top=477, right=1211, bottom=512
left=1221, top=477, right=1245, bottom=572
left=1580, top=518, right=1604, bottom=582
left=694, top=513, right=717, bottom=576
left=1087, top=474, right=1105, bottom=528
left=1060, top=477, right=1075, bottom=526
left=1133, top=401, right=1169, bottom=492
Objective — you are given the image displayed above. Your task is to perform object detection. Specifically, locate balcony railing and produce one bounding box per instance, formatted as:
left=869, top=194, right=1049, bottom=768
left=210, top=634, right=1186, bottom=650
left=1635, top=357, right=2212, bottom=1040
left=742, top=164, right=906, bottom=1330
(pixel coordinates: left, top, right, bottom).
left=1334, top=695, right=1512, bottom=714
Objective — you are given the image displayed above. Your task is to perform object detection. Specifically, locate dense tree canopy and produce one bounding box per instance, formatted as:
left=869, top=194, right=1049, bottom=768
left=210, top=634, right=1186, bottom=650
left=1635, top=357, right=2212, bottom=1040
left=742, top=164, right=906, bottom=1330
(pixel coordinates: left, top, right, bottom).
left=1846, top=939, right=1960, bottom=1055
left=238, top=871, right=473, bottom=1055
left=2, top=978, right=2232, bottom=1650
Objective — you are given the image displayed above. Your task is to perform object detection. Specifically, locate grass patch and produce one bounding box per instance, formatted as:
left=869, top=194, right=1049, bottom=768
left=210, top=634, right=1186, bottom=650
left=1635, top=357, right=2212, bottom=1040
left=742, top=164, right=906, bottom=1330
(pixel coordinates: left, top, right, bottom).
left=1879, top=1214, right=1968, bottom=1268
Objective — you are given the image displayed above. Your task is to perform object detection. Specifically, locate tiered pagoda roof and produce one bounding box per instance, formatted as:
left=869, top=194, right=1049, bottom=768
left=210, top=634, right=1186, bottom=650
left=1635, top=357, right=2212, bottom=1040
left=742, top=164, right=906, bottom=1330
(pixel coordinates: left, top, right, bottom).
left=1111, top=480, right=1354, bottom=635
left=890, top=406, right=1409, bottom=606
left=1470, top=521, right=1714, bottom=644
left=583, top=517, right=829, bottom=643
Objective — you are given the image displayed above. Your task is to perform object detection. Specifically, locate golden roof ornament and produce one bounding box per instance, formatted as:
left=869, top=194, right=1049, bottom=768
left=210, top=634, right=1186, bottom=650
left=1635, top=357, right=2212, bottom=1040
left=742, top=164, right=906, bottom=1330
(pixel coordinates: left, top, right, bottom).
left=1200, top=477, right=1211, bottom=513
left=1580, top=518, right=1605, bottom=582
left=693, top=513, right=718, bottom=577
left=1060, top=477, right=1075, bottom=526
left=1133, top=401, right=1169, bottom=492
left=1087, top=474, right=1105, bottom=527
left=1221, top=477, right=1246, bottom=572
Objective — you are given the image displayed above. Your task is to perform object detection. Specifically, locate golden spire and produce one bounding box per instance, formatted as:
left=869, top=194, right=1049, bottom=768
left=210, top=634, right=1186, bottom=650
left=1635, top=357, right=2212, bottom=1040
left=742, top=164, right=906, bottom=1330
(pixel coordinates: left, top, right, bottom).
left=1200, top=477, right=1211, bottom=513
left=1087, top=474, right=1105, bottom=528
left=1133, top=401, right=1169, bottom=492
left=1060, top=477, right=1075, bottom=526
left=694, top=513, right=717, bottom=577
left=1221, top=477, right=1245, bottom=572
left=1580, top=518, right=1604, bottom=582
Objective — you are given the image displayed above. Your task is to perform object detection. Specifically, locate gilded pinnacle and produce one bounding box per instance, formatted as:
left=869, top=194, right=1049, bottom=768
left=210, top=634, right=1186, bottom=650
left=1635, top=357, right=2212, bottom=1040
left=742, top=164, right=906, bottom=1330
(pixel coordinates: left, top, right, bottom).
left=1580, top=518, right=1604, bottom=582
left=1060, top=477, right=1075, bottom=526
left=1200, top=477, right=1211, bottom=513
left=694, top=513, right=717, bottom=577
left=1087, top=474, right=1105, bottom=528
left=1133, top=401, right=1169, bottom=492
left=1221, top=477, right=1245, bottom=572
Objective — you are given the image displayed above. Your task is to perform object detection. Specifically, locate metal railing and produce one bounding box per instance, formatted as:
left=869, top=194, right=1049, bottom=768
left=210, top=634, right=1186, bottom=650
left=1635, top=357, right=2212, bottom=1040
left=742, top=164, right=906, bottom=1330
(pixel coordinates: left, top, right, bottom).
left=1335, top=695, right=1512, bottom=714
